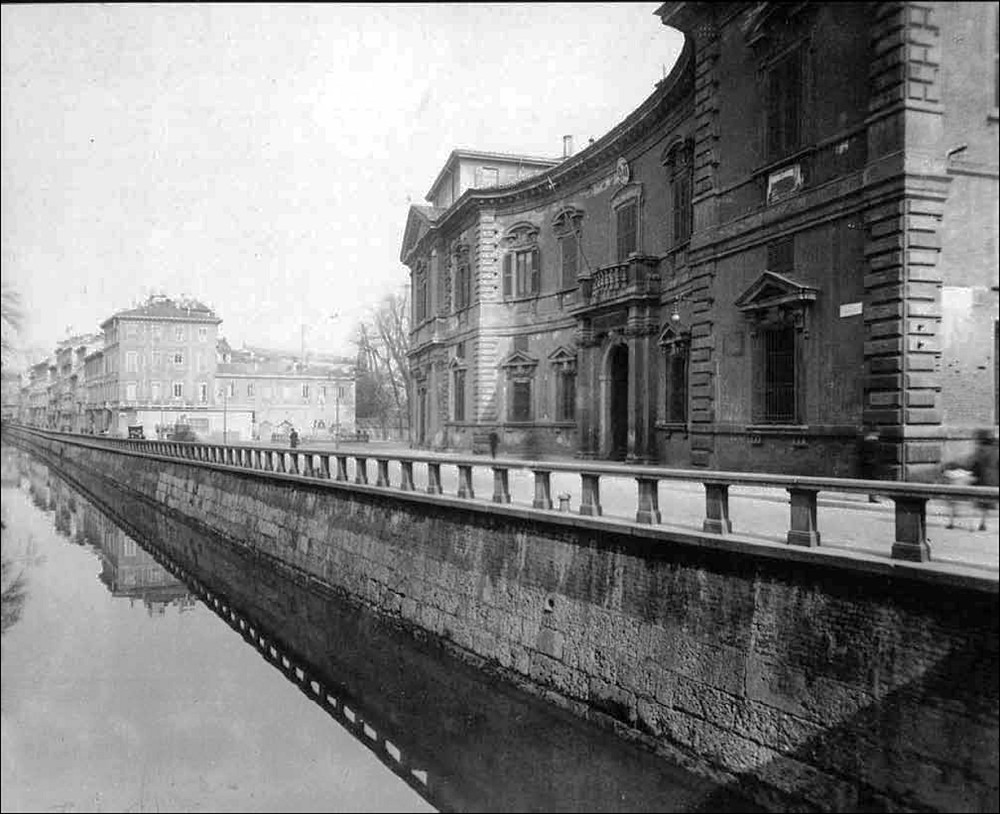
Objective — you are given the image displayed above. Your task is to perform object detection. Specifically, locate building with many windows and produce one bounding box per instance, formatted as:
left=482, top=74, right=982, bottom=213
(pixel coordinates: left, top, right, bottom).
left=401, top=1, right=999, bottom=479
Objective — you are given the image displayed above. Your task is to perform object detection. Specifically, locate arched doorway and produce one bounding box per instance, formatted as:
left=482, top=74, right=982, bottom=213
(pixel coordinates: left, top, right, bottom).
left=608, top=343, right=629, bottom=460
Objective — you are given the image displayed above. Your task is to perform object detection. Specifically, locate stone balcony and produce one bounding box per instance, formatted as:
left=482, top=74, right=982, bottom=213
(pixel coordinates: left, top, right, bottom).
left=574, top=254, right=661, bottom=313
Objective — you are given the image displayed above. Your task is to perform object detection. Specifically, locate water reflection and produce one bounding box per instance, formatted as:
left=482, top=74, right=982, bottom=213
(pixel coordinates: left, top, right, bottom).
left=2, top=441, right=761, bottom=813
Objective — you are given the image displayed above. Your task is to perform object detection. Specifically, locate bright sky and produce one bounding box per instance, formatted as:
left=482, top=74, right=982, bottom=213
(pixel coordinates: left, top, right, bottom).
left=2, top=2, right=684, bottom=357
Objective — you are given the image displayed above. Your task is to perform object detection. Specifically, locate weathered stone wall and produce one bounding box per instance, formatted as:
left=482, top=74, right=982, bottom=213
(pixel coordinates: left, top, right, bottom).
left=18, top=432, right=999, bottom=813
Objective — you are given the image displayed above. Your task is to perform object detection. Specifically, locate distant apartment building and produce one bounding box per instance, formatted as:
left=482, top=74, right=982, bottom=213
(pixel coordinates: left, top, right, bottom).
left=85, top=294, right=253, bottom=438
left=215, top=351, right=356, bottom=441
left=1, top=369, right=22, bottom=421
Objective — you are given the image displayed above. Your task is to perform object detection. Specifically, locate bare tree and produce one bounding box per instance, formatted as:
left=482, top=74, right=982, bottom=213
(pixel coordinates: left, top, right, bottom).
left=1, top=283, right=23, bottom=368
left=354, top=289, right=411, bottom=439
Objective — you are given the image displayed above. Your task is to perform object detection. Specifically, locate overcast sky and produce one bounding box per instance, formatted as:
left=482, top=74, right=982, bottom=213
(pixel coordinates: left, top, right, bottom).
left=2, top=2, right=684, bottom=357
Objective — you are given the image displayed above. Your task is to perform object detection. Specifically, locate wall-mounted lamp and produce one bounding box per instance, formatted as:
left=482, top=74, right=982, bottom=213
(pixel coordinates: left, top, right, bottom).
left=668, top=292, right=692, bottom=324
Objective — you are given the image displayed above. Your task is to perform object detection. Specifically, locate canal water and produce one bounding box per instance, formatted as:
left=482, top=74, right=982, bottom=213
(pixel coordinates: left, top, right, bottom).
left=1, top=441, right=761, bottom=813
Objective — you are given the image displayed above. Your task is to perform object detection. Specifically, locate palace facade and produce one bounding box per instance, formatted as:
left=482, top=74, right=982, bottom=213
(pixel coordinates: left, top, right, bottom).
left=401, top=1, right=999, bottom=479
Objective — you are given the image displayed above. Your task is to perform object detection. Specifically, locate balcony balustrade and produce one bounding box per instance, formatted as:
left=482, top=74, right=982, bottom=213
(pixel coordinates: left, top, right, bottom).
left=577, top=255, right=661, bottom=310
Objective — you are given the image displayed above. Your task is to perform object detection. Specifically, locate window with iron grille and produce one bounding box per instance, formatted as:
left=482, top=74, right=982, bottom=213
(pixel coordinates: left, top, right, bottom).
left=453, top=368, right=466, bottom=422
left=510, top=380, right=532, bottom=422
left=616, top=201, right=638, bottom=261
left=414, top=266, right=428, bottom=322
left=767, top=237, right=795, bottom=273
left=556, top=370, right=576, bottom=421
left=755, top=324, right=798, bottom=423
left=664, top=348, right=688, bottom=423
left=766, top=49, right=802, bottom=161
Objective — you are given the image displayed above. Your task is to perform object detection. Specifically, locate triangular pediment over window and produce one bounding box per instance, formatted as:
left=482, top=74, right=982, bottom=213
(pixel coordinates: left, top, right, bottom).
left=500, top=349, right=539, bottom=378
left=734, top=271, right=817, bottom=312
left=548, top=345, right=577, bottom=371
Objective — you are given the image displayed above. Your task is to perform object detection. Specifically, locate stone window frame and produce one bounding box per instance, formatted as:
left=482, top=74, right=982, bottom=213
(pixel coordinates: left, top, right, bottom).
left=610, top=184, right=643, bottom=263
left=501, top=222, right=541, bottom=300
left=548, top=345, right=578, bottom=423
left=658, top=324, right=691, bottom=427
left=552, top=207, right=585, bottom=291
left=500, top=348, right=539, bottom=423
left=413, top=259, right=429, bottom=324
left=449, top=356, right=467, bottom=423
left=735, top=270, right=818, bottom=428
left=453, top=242, right=472, bottom=312
left=661, top=138, right=694, bottom=250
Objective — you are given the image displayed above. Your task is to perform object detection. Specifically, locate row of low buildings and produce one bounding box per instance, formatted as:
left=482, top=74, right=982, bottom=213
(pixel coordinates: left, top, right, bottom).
left=401, top=0, right=1000, bottom=479
left=5, top=295, right=357, bottom=442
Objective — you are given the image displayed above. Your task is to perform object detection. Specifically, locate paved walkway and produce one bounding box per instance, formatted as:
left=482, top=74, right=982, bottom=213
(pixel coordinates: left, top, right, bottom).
left=262, top=438, right=1000, bottom=572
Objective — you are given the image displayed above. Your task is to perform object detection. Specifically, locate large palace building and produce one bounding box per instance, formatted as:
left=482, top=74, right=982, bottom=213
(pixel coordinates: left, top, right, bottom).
left=401, top=2, right=999, bottom=479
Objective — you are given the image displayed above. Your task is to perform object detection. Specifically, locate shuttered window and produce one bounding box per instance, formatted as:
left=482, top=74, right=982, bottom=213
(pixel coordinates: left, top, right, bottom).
left=503, top=248, right=540, bottom=298
left=665, top=350, right=688, bottom=423
left=556, top=370, right=576, bottom=421
left=616, top=202, right=638, bottom=261
left=453, top=369, right=466, bottom=422
left=560, top=233, right=578, bottom=288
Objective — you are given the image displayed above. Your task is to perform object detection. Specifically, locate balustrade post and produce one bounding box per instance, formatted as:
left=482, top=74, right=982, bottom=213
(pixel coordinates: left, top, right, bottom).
left=275, top=451, right=286, bottom=473
left=635, top=477, right=661, bottom=524
left=355, top=457, right=368, bottom=485
left=427, top=462, right=443, bottom=495
left=336, top=455, right=349, bottom=482
left=580, top=473, right=602, bottom=516
left=787, top=488, right=821, bottom=546
left=400, top=460, right=415, bottom=491
left=532, top=469, right=553, bottom=509
left=703, top=483, right=732, bottom=534
left=376, top=459, right=390, bottom=487
left=492, top=466, right=510, bottom=503
left=457, top=464, right=475, bottom=499
left=320, top=454, right=331, bottom=479
left=288, top=452, right=299, bottom=475
left=891, top=496, right=931, bottom=562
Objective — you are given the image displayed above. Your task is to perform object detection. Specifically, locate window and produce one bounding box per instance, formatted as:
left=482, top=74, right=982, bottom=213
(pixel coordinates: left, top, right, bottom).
left=616, top=201, right=638, bottom=261
left=414, top=263, right=428, bottom=322
left=196, top=353, right=204, bottom=373
left=199, top=383, right=208, bottom=403
left=455, top=259, right=471, bottom=311
left=757, top=325, right=797, bottom=423
left=125, top=382, right=137, bottom=402
left=667, top=142, right=694, bottom=247
left=660, top=333, right=689, bottom=424
left=476, top=166, right=499, bottom=188
left=453, top=368, right=466, bottom=422
left=126, top=352, right=138, bottom=373
left=151, top=351, right=162, bottom=369
left=768, top=237, right=795, bottom=273
left=173, top=352, right=184, bottom=367
left=301, top=384, right=310, bottom=399
left=151, top=381, right=161, bottom=402
left=510, top=381, right=532, bottom=422
left=172, top=381, right=183, bottom=399
left=560, top=232, right=579, bottom=289
left=198, top=326, right=208, bottom=342
left=338, top=385, right=347, bottom=400
left=766, top=49, right=802, bottom=160
left=152, top=324, right=162, bottom=340
left=247, top=382, right=254, bottom=397
left=124, top=322, right=138, bottom=339
left=503, top=248, right=540, bottom=298
left=175, top=326, right=185, bottom=342
left=556, top=370, right=576, bottom=421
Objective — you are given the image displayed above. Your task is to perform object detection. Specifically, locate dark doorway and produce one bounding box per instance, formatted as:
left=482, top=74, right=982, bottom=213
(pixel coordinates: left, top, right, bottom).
left=609, top=344, right=629, bottom=460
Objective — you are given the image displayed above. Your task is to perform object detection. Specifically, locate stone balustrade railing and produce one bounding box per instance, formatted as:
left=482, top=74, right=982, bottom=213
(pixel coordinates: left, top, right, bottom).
left=7, top=425, right=999, bottom=567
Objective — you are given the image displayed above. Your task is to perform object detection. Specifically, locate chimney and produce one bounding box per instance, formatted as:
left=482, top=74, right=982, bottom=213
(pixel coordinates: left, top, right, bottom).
left=562, top=135, right=574, bottom=158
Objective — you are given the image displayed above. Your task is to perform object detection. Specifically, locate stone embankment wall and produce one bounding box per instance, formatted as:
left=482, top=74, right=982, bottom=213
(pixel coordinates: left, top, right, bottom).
left=14, top=430, right=999, bottom=813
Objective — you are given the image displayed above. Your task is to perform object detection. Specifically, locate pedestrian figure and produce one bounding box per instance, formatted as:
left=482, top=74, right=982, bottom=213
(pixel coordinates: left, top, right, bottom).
left=969, top=428, right=999, bottom=532
left=289, top=427, right=299, bottom=449
left=488, top=430, right=499, bottom=459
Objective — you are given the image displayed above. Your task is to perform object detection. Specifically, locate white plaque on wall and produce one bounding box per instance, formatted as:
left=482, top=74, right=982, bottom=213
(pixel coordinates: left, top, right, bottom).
left=839, top=301, right=863, bottom=318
